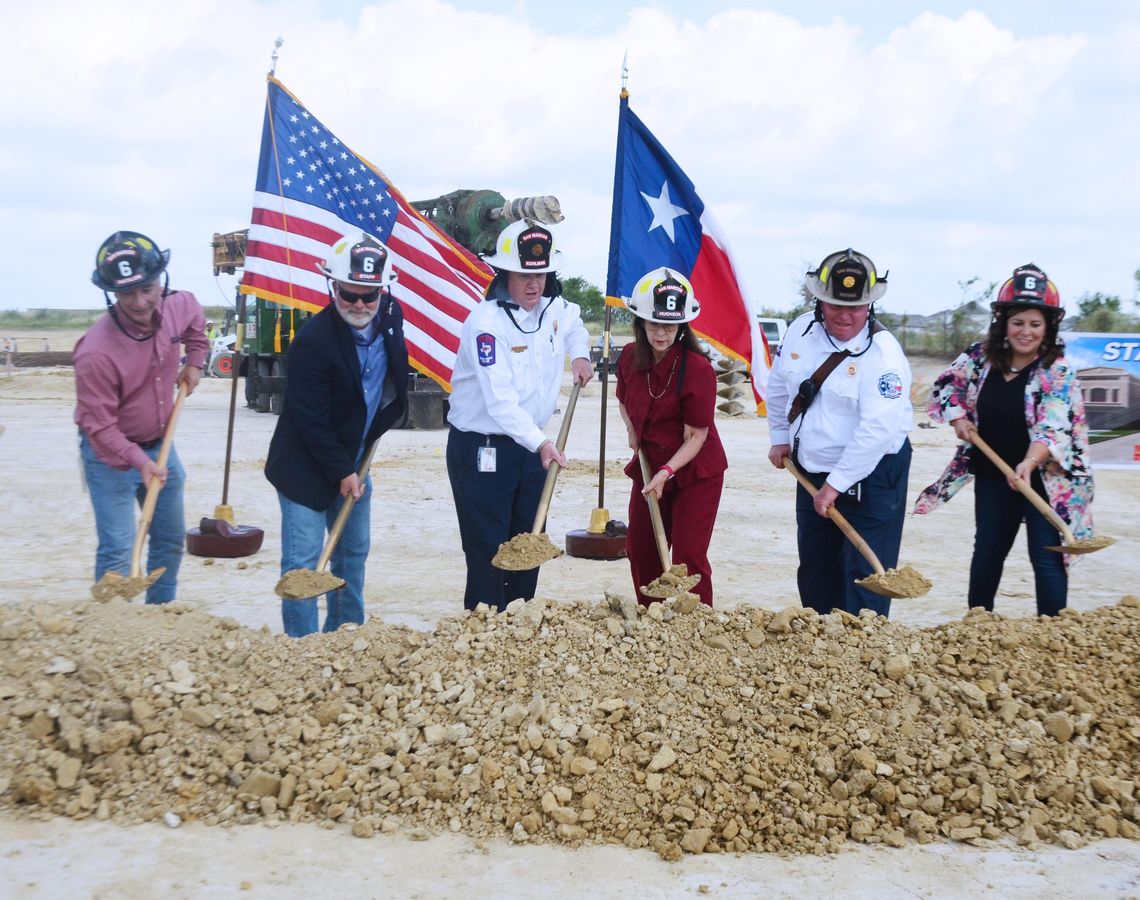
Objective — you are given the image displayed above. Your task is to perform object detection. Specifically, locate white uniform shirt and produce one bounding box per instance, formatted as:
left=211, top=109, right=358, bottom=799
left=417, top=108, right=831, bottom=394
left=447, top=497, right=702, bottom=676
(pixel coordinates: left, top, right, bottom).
left=448, top=295, right=590, bottom=451
left=767, top=311, right=912, bottom=493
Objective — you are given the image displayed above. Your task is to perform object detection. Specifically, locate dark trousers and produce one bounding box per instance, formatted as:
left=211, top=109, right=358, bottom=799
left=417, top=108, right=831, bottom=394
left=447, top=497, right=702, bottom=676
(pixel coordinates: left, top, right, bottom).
left=969, top=475, right=1067, bottom=616
left=446, top=427, right=546, bottom=611
left=626, top=473, right=723, bottom=607
left=795, top=439, right=911, bottom=618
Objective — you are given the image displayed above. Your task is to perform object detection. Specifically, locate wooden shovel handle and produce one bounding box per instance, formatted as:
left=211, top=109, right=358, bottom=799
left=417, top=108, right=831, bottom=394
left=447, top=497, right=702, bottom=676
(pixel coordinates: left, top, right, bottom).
left=783, top=457, right=887, bottom=576
left=315, top=437, right=381, bottom=573
left=637, top=449, right=672, bottom=572
left=968, top=432, right=1076, bottom=543
left=130, top=383, right=189, bottom=577
left=531, top=382, right=582, bottom=534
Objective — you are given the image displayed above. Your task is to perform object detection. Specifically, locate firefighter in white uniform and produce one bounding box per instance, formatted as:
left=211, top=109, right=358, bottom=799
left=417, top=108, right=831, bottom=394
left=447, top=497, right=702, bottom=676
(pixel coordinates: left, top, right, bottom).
left=447, top=220, right=593, bottom=610
left=767, top=248, right=912, bottom=617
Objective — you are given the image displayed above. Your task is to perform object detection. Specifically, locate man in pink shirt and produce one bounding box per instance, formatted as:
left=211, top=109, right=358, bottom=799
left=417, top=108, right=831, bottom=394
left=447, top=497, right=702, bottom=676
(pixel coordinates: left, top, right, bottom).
left=74, top=231, right=208, bottom=603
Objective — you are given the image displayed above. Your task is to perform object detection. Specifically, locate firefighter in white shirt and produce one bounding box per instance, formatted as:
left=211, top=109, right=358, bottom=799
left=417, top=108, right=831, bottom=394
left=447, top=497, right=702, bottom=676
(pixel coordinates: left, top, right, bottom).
left=446, top=219, right=593, bottom=611
left=767, top=248, right=912, bottom=617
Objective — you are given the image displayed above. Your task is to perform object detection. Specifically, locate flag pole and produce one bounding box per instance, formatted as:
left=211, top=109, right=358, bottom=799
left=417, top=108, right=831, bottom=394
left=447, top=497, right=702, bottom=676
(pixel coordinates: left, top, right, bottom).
left=595, top=55, right=630, bottom=515
left=563, top=57, right=629, bottom=561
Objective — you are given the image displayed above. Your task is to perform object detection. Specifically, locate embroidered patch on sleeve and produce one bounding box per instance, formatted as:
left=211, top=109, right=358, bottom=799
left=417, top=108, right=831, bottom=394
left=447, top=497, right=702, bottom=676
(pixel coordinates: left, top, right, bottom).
left=878, top=372, right=903, bottom=399
left=476, top=333, right=496, bottom=366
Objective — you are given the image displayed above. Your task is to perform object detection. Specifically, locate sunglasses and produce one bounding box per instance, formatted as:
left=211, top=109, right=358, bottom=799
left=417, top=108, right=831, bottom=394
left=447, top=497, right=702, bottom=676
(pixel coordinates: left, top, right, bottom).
left=338, top=286, right=381, bottom=305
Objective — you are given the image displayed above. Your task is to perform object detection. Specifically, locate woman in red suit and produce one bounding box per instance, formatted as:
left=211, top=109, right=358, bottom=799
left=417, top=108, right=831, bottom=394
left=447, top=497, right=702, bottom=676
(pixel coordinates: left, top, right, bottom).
left=616, top=268, right=728, bottom=606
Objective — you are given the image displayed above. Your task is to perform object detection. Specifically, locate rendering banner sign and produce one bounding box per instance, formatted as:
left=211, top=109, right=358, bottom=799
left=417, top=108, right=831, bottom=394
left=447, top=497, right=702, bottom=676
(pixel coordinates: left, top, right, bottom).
left=1067, top=332, right=1140, bottom=468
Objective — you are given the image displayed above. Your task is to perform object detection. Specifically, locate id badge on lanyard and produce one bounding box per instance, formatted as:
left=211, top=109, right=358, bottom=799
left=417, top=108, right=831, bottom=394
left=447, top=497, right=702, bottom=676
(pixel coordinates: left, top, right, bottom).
left=478, top=436, right=497, bottom=473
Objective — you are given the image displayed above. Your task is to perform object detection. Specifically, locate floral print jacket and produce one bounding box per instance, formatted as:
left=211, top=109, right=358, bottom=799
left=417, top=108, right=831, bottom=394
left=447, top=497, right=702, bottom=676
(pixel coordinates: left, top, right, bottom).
left=913, top=341, right=1094, bottom=543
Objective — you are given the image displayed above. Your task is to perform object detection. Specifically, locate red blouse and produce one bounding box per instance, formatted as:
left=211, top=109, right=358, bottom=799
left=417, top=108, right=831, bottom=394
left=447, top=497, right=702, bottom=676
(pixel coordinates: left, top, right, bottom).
left=616, top=342, right=728, bottom=488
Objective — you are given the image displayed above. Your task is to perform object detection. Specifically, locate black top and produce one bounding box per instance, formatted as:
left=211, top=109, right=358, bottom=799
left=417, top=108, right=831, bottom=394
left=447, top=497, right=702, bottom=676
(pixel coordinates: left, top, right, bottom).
left=974, top=367, right=1032, bottom=481
left=265, top=299, right=409, bottom=511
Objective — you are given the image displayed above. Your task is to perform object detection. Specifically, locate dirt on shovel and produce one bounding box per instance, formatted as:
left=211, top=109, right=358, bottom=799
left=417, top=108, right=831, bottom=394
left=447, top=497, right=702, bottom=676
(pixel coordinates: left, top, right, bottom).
left=90, top=569, right=166, bottom=604
left=642, top=563, right=701, bottom=599
left=275, top=569, right=346, bottom=601
left=1047, top=535, right=1115, bottom=553
left=274, top=440, right=379, bottom=602
left=491, top=533, right=563, bottom=571
left=783, top=457, right=931, bottom=600
left=492, top=382, right=583, bottom=573
left=969, top=432, right=1116, bottom=556
left=855, top=564, right=932, bottom=598
left=633, top=451, right=703, bottom=600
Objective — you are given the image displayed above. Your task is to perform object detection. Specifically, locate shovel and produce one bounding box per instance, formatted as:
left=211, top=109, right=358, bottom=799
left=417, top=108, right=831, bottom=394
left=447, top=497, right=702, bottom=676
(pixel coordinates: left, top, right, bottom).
left=91, top=383, right=188, bottom=602
left=637, top=449, right=702, bottom=599
left=969, top=432, right=1114, bottom=554
left=274, top=439, right=379, bottom=600
left=492, top=382, right=581, bottom=571
left=784, top=457, right=931, bottom=599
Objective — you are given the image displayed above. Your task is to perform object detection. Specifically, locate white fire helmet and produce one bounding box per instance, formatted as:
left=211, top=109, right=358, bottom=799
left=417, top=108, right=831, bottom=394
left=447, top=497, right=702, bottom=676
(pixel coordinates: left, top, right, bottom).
left=626, top=267, right=701, bottom=324
left=316, top=230, right=397, bottom=288
left=482, top=219, right=562, bottom=273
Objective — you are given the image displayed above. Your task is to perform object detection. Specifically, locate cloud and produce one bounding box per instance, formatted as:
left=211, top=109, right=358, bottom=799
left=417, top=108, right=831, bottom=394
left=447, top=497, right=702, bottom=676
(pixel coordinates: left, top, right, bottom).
left=0, top=1, right=1137, bottom=317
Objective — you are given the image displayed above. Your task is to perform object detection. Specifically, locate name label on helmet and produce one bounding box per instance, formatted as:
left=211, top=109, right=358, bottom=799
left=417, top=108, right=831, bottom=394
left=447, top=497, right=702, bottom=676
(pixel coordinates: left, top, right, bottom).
left=518, top=228, right=552, bottom=269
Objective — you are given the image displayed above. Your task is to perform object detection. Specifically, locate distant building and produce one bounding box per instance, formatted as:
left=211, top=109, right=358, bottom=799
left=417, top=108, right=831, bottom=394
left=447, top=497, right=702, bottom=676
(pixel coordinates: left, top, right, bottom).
left=888, top=300, right=990, bottom=351
left=1078, top=366, right=1140, bottom=430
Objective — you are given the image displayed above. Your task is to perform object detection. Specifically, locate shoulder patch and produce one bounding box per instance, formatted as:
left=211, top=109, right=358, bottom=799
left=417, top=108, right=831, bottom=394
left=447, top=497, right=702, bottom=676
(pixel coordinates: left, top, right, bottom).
left=878, top=372, right=903, bottom=399
left=476, top=333, right=496, bottom=367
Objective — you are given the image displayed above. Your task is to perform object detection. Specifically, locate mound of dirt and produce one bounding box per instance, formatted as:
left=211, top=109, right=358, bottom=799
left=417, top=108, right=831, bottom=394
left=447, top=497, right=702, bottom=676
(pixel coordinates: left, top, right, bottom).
left=0, top=595, right=1137, bottom=859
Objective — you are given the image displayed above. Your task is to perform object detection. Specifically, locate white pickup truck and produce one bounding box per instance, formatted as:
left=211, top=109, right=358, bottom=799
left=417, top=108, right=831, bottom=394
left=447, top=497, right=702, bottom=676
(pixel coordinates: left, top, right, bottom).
left=757, top=317, right=788, bottom=357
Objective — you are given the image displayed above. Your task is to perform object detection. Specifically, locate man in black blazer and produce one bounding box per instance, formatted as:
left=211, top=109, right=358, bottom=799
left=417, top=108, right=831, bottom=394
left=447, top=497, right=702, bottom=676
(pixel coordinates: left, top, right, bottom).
left=265, top=230, right=408, bottom=637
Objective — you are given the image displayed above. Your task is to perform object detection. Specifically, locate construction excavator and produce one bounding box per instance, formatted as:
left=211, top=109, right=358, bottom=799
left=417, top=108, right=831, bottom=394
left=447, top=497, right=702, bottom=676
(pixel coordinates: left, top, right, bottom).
left=210, top=190, right=562, bottom=428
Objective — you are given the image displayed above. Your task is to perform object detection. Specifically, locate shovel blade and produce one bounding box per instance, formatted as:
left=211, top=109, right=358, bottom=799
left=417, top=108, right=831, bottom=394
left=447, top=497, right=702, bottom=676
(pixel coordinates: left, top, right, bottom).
left=492, top=533, right=563, bottom=571
left=275, top=568, right=345, bottom=601
left=90, top=567, right=166, bottom=603
left=1046, top=535, right=1115, bottom=555
left=854, top=564, right=932, bottom=600
left=642, top=564, right=702, bottom=599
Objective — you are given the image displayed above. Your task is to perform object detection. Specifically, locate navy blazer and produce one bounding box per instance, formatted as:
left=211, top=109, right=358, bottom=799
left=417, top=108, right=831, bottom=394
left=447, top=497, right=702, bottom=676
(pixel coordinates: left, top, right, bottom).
left=265, top=297, right=409, bottom=510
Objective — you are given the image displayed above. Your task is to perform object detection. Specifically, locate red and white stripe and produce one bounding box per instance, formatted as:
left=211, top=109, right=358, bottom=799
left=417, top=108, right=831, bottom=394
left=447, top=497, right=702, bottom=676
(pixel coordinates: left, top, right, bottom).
left=241, top=191, right=492, bottom=389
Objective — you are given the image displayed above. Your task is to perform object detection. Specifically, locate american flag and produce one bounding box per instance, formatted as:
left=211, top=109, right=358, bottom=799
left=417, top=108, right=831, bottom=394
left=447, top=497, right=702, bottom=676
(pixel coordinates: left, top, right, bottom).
left=240, top=77, right=492, bottom=388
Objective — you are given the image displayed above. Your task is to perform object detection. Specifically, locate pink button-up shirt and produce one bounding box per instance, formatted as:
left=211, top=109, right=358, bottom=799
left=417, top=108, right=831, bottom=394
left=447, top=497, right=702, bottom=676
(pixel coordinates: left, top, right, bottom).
left=74, top=290, right=208, bottom=472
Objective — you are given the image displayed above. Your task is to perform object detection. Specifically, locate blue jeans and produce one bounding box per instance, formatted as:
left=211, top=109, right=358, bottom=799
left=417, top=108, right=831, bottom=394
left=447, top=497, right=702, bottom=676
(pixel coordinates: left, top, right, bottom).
left=278, top=481, right=371, bottom=637
left=795, top=440, right=911, bottom=618
left=79, top=432, right=185, bottom=604
left=969, top=475, right=1067, bottom=616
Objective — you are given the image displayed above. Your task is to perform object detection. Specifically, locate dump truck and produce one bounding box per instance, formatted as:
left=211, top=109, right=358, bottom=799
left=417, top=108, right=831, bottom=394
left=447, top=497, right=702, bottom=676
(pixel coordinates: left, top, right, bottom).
left=210, top=190, right=562, bottom=426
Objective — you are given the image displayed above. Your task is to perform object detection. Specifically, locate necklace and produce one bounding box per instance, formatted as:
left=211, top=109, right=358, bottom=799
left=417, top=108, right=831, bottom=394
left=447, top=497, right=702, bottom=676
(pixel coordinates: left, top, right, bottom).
left=646, top=355, right=679, bottom=400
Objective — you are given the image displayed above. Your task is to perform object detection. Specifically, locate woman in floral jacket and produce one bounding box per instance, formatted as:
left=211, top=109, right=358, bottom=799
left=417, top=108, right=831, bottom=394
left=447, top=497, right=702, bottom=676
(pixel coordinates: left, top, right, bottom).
left=914, top=263, right=1093, bottom=616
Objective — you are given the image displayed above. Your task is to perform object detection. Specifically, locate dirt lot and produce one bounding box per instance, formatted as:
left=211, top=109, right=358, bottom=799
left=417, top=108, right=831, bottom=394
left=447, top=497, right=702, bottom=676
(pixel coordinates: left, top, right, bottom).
left=0, top=357, right=1137, bottom=899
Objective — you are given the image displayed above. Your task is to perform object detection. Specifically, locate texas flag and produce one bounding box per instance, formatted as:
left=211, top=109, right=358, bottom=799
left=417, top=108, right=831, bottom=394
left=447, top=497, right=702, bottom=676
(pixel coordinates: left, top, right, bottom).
left=605, top=91, right=769, bottom=407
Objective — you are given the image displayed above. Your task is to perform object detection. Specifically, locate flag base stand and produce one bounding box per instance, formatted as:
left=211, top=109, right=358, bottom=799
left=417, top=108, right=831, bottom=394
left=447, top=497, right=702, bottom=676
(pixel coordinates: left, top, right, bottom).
left=565, top=509, right=627, bottom=560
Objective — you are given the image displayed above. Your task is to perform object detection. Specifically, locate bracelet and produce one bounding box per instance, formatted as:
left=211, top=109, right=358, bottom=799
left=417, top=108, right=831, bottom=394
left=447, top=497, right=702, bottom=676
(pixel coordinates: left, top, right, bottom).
left=659, top=465, right=675, bottom=480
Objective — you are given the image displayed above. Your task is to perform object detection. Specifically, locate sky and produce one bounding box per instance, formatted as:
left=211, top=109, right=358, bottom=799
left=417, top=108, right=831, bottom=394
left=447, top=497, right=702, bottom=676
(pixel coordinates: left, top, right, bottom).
left=3, top=0, right=1139, bottom=317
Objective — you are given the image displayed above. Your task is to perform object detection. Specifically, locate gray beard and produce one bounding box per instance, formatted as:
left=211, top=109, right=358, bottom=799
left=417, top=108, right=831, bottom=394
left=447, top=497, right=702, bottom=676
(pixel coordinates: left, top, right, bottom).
left=336, top=304, right=377, bottom=331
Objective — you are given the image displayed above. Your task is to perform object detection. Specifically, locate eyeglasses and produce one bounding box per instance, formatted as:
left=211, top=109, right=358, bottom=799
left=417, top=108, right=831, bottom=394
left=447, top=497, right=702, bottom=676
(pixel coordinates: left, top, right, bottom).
left=338, top=286, right=381, bottom=305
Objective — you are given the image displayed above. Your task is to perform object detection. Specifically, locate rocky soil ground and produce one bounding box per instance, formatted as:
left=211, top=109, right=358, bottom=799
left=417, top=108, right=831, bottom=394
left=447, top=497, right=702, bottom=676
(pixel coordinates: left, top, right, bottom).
left=2, top=592, right=1136, bottom=861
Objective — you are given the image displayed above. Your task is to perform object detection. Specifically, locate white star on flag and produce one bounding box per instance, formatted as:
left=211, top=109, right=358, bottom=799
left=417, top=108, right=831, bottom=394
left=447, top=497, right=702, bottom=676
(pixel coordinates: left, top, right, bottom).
left=241, top=77, right=493, bottom=389
left=640, top=181, right=689, bottom=242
